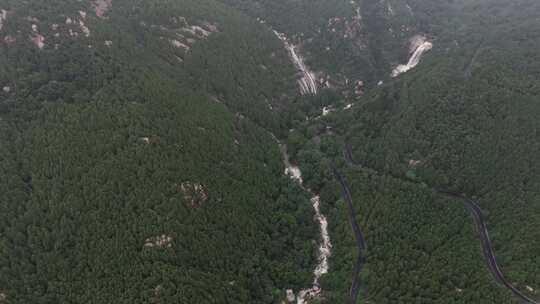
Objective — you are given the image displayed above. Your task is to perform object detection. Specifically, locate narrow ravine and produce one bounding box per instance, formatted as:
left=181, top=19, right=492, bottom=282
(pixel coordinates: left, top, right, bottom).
left=277, top=140, right=332, bottom=304
left=392, top=35, right=433, bottom=77
left=273, top=30, right=319, bottom=95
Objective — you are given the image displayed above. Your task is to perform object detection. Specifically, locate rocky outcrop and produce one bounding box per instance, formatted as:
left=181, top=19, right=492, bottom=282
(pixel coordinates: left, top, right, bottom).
left=179, top=182, right=208, bottom=208
left=144, top=234, right=173, bottom=248
left=92, top=0, right=112, bottom=18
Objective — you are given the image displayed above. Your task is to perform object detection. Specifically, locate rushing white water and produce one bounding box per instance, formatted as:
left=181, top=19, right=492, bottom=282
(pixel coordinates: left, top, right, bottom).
left=406, top=4, right=414, bottom=16
left=278, top=142, right=332, bottom=303
left=391, top=35, right=433, bottom=77
left=295, top=194, right=332, bottom=304
left=273, top=30, right=318, bottom=95
left=285, top=164, right=303, bottom=184
left=0, top=9, right=8, bottom=31
left=322, top=106, right=335, bottom=116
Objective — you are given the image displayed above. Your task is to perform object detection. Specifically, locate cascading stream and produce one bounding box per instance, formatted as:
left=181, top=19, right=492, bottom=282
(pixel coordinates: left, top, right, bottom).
left=392, top=35, right=433, bottom=77
left=273, top=30, right=318, bottom=95
left=277, top=141, right=332, bottom=304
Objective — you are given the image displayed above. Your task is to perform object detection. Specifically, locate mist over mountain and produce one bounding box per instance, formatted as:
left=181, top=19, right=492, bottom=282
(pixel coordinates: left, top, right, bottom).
left=1, top=0, right=539, bottom=303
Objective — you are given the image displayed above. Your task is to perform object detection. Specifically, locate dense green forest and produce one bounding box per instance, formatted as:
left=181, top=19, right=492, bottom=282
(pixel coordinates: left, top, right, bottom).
left=0, top=0, right=315, bottom=302
left=1, top=0, right=539, bottom=303
left=281, top=0, right=540, bottom=303
left=340, top=0, right=540, bottom=298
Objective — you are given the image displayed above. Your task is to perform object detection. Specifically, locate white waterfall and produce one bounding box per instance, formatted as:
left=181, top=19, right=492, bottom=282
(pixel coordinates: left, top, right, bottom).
left=392, top=35, right=433, bottom=77
left=273, top=31, right=318, bottom=95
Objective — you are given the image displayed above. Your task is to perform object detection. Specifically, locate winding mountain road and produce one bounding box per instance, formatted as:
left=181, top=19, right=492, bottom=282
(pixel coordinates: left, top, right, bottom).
left=438, top=190, right=539, bottom=304
left=343, top=143, right=539, bottom=304
left=332, top=166, right=366, bottom=304
left=465, top=43, right=483, bottom=79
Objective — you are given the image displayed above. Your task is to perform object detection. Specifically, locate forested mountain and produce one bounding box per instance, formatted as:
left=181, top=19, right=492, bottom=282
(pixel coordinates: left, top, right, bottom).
left=1, top=0, right=539, bottom=303
left=0, top=0, right=314, bottom=303
left=333, top=1, right=540, bottom=301
left=276, top=0, right=540, bottom=303
left=218, top=0, right=456, bottom=94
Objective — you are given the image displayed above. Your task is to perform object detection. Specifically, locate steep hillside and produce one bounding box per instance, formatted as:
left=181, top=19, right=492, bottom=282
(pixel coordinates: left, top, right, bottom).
left=217, top=0, right=457, bottom=96
left=1, top=0, right=539, bottom=303
left=283, top=0, right=540, bottom=302
left=344, top=0, right=540, bottom=274
left=0, top=0, right=317, bottom=303
left=0, top=0, right=299, bottom=131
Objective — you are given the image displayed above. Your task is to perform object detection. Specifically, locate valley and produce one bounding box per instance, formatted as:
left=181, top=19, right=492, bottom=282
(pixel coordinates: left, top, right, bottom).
left=1, top=0, right=539, bottom=303
left=278, top=140, right=331, bottom=303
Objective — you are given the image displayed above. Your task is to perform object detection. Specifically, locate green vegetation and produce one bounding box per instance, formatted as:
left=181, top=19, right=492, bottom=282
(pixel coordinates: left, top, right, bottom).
left=340, top=1, right=540, bottom=297
left=0, top=0, right=316, bottom=302
left=218, top=0, right=458, bottom=86
left=1, top=0, right=539, bottom=303
left=267, top=1, right=540, bottom=302
left=330, top=171, right=512, bottom=303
